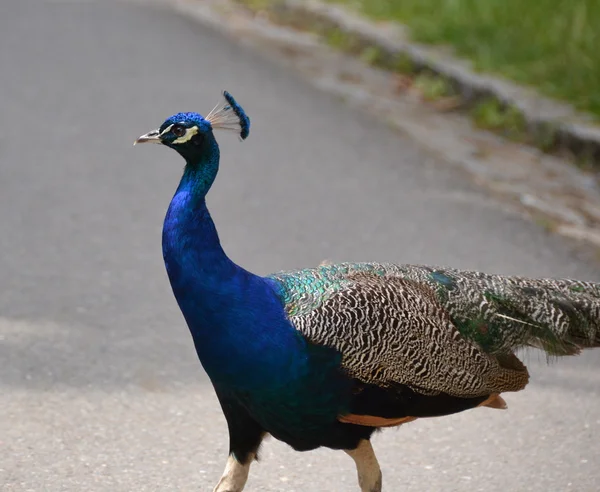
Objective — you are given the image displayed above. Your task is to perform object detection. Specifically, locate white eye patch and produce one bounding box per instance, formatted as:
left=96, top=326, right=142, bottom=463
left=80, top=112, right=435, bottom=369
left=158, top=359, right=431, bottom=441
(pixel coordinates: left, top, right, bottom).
left=172, top=125, right=199, bottom=144
left=159, top=124, right=174, bottom=137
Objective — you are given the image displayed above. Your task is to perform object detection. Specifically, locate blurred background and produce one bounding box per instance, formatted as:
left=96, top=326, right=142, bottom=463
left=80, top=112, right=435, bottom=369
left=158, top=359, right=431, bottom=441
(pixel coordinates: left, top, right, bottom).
left=1, top=1, right=599, bottom=490
left=331, top=0, right=599, bottom=116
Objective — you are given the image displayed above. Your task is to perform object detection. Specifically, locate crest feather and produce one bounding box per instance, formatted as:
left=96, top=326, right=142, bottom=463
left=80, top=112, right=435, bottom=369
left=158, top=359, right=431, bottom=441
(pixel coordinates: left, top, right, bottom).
left=206, top=91, right=250, bottom=140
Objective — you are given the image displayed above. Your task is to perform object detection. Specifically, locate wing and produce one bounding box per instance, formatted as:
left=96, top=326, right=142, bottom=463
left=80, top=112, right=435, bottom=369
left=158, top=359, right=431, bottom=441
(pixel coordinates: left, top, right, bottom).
left=269, top=262, right=600, bottom=399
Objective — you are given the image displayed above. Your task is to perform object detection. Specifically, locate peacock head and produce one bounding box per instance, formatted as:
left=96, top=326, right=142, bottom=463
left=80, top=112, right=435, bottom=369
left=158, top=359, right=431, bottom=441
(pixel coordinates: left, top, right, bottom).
left=134, top=91, right=250, bottom=161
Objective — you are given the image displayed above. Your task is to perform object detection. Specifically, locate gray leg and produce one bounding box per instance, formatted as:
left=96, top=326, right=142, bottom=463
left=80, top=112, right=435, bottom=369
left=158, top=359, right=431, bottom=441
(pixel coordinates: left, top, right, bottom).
left=213, top=453, right=254, bottom=492
left=345, top=440, right=383, bottom=492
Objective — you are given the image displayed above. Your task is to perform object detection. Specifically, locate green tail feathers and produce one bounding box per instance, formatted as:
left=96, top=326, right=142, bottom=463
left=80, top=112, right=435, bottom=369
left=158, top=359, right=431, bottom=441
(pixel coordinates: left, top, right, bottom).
left=425, top=269, right=600, bottom=356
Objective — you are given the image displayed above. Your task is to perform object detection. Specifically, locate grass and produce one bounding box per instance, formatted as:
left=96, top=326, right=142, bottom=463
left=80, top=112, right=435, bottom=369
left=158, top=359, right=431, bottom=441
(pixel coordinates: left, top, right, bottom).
left=471, top=99, right=527, bottom=140
left=327, top=0, right=600, bottom=118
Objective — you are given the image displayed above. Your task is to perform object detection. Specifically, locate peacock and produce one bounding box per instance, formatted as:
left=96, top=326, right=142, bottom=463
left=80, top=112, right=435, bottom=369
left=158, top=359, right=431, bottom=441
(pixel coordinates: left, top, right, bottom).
left=135, top=91, right=600, bottom=492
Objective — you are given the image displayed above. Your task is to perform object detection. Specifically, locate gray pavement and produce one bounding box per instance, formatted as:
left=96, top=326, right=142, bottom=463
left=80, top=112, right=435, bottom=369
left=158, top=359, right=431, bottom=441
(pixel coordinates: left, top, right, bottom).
left=1, top=1, right=599, bottom=491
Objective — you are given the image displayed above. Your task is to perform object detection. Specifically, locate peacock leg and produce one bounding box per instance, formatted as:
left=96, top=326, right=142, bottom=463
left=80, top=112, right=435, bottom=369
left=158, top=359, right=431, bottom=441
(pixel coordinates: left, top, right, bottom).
left=345, top=439, right=383, bottom=492
left=213, top=391, right=265, bottom=492
left=213, top=453, right=255, bottom=492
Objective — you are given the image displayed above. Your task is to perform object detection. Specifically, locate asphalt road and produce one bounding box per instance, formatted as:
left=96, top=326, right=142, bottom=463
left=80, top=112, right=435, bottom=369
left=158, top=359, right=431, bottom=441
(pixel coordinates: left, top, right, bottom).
left=1, top=1, right=599, bottom=491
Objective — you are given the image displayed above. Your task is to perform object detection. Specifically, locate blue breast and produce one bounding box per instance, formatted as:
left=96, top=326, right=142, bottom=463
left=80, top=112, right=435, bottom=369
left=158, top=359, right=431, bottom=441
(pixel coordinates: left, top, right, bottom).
left=161, top=173, right=354, bottom=443
left=163, top=187, right=308, bottom=384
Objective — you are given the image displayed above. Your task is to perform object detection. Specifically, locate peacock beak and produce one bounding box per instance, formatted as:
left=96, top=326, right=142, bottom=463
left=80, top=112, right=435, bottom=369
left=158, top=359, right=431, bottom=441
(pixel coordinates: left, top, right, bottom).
left=134, top=129, right=162, bottom=145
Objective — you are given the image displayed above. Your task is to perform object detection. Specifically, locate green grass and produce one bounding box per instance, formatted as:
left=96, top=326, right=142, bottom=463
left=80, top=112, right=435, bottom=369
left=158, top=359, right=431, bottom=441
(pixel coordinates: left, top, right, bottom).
left=471, top=99, right=527, bottom=140
left=328, top=0, right=600, bottom=118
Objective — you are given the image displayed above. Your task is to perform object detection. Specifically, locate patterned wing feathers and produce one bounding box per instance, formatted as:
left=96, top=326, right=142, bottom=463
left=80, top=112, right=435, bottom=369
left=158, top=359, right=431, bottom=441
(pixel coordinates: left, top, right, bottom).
left=272, top=262, right=600, bottom=357
left=291, top=273, right=530, bottom=399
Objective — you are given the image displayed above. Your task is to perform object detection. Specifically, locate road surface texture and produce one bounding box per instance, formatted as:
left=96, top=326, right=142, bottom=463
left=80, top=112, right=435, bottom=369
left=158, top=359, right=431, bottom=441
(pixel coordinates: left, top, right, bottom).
left=1, top=1, right=599, bottom=491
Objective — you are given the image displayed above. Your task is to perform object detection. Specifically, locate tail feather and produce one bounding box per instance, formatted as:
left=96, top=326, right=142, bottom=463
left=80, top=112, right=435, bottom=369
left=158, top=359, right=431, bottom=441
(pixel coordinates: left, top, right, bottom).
left=427, top=270, right=600, bottom=356
left=521, top=287, right=600, bottom=354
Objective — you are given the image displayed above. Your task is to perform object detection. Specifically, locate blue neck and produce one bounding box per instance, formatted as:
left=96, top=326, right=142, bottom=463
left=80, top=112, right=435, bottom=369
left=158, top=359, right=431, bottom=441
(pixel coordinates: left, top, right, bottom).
left=163, top=159, right=233, bottom=280
left=162, top=160, right=246, bottom=331
left=161, top=152, right=305, bottom=387
left=162, top=138, right=235, bottom=286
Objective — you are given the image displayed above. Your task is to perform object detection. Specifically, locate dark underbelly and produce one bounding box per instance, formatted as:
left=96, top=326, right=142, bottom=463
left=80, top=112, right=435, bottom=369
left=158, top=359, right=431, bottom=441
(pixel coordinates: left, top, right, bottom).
left=224, top=380, right=372, bottom=451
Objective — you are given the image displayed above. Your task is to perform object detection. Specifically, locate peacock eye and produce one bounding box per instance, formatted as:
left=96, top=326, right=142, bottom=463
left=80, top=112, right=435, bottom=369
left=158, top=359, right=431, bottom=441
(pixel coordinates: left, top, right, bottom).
left=172, top=125, right=186, bottom=137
